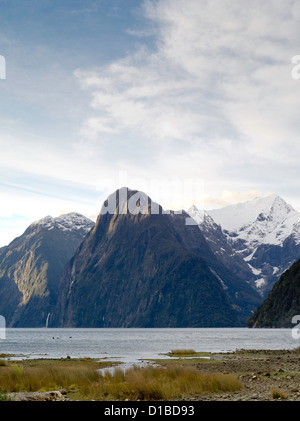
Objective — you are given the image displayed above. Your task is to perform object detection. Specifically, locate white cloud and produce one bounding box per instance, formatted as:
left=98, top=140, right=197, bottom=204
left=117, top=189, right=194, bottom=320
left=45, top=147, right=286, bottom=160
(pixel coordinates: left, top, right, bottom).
left=74, top=0, right=300, bottom=193
left=203, top=190, right=270, bottom=210
left=2, top=0, right=300, bottom=243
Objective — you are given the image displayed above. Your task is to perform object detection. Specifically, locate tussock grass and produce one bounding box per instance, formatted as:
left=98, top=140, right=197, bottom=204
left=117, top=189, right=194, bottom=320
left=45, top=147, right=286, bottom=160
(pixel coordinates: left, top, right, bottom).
left=88, top=364, right=242, bottom=401
left=271, top=388, right=287, bottom=400
left=167, top=349, right=197, bottom=357
left=0, top=364, right=99, bottom=393
left=0, top=360, right=242, bottom=400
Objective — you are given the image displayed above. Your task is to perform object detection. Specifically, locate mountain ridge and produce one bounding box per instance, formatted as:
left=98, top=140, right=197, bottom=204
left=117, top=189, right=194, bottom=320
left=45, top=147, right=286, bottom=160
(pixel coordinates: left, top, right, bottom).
left=0, top=212, right=94, bottom=327
left=191, top=194, right=300, bottom=295
left=51, top=188, right=261, bottom=328
left=1, top=189, right=297, bottom=328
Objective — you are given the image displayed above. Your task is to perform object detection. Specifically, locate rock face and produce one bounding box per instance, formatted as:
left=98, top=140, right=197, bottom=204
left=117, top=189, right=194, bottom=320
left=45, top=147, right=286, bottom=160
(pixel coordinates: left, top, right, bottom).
left=52, top=188, right=261, bottom=328
left=247, top=257, right=300, bottom=328
left=0, top=213, right=94, bottom=327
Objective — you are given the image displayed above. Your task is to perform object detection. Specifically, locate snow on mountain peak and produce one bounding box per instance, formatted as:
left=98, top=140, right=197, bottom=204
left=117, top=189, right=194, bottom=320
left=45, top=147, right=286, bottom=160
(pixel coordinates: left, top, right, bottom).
left=188, top=205, right=205, bottom=224
left=188, top=193, right=300, bottom=295
left=207, top=194, right=300, bottom=248
left=32, top=213, right=94, bottom=233
left=207, top=194, right=289, bottom=228
left=55, top=213, right=94, bottom=232
left=188, top=205, right=217, bottom=227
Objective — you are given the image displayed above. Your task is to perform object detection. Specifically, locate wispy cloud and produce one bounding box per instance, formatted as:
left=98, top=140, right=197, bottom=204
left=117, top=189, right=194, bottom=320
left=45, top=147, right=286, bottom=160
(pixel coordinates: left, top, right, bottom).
left=125, top=28, right=154, bottom=37
left=203, top=190, right=271, bottom=209
left=75, top=0, right=300, bottom=205
left=1, top=0, right=300, bottom=244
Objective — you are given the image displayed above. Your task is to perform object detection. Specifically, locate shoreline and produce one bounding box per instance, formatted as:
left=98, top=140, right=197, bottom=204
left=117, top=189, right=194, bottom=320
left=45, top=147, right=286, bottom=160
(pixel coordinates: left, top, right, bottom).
left=1, top=348, right=300, bottom=401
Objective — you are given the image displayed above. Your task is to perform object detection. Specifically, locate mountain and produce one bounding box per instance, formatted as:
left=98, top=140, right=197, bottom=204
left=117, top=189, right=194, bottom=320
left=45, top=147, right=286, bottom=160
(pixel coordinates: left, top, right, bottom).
left=52, top=188, right=261, bottom=328
left=0, top=213, right=94, bottom=327
left=204, top=194, right=300, bottom=295
left=188, top=206, right=256, bottom=285
left=247, top=257, right=300, bottom=328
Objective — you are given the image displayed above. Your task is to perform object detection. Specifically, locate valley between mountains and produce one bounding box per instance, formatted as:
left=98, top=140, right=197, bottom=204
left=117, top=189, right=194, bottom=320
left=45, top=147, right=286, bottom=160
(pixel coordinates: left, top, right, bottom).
left=0, top=187, right=299, bottom=328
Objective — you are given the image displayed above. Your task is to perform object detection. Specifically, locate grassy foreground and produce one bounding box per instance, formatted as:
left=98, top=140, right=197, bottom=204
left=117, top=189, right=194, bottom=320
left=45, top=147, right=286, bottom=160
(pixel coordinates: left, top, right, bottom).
left=0, top=357, right=115, bottom=399
left=90, top=364, right=242, bottom=401
left=0, top=356, right=242, bottom=401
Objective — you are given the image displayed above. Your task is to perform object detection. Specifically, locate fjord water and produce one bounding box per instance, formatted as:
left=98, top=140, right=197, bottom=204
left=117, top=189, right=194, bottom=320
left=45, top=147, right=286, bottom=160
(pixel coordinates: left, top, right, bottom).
left=0, top=328, right=298, bottom=365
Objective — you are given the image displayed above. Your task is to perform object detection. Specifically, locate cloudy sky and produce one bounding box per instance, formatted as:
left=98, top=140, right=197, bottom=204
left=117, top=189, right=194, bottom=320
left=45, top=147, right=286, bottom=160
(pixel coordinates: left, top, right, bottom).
left=0, top=0, right=300, bottom=246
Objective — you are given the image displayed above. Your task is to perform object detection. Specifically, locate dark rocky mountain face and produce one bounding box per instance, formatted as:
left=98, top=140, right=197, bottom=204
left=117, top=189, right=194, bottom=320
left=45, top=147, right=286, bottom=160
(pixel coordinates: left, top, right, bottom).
left=247, top=257, right=300, bottom=328
left=0, top=213, right=94, bottom=327
left=52, top=188, right=261, bottom=328
left=247, top=238, right=300, bottom=295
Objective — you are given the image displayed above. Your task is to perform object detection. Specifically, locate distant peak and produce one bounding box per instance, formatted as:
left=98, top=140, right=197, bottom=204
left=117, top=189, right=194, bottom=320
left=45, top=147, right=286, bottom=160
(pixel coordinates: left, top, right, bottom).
left=261, top=193, right=278, bottom=198
left=253, top=193, right=292, bottom=208
left=32, top=215, right=54, bottom=225
left=207, top=193, right=299, bottom=233
left=265, top=194, right=295, bottom=213
left=31, top=212, right=94, bottom=233
left=187, top=205, right=206, bottom=224
left=55, top=212, right=93, bottom=222
left=189, top=204, right=199, bottom=212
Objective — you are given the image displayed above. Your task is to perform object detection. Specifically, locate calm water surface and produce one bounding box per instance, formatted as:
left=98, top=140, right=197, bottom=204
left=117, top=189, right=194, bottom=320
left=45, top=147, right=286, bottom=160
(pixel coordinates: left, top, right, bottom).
left=0, top=328, right=298, bottom=366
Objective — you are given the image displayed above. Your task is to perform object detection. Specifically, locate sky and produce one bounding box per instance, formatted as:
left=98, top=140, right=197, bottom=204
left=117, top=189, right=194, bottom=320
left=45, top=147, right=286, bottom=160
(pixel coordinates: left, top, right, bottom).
left=0, top=0, right=300, bottom=246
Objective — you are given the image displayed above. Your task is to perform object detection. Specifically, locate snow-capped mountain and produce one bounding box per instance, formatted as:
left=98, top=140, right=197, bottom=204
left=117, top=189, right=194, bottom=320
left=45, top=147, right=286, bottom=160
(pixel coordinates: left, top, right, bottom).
left=189, top=194, right=300, bottom=295
left=31, top=212, right=94, bottom=235
left=53, top=188, right=261, bottom=328
left=208, top=194, right=300, bottom=249
left=0, top=212, right=94, bottom=327
left=0, top=191, right=262, bottom=327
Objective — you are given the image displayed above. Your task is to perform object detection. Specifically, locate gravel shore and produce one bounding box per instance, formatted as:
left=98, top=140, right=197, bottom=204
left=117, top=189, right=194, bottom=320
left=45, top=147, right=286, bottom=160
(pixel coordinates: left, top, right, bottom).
left=189, top=349, right=300, bottom=401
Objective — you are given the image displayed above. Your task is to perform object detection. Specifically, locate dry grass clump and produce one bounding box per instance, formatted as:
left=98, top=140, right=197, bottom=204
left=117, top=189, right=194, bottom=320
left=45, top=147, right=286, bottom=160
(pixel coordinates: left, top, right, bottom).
left=0, top=361, right=242, bottom=400
left=90, top=364, right=242, bottom=401
left=167, top=349, right=197, bottom=357
left=271, top=388, right=287, bottom=400
left=0, top=364, right=98, bottom=393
